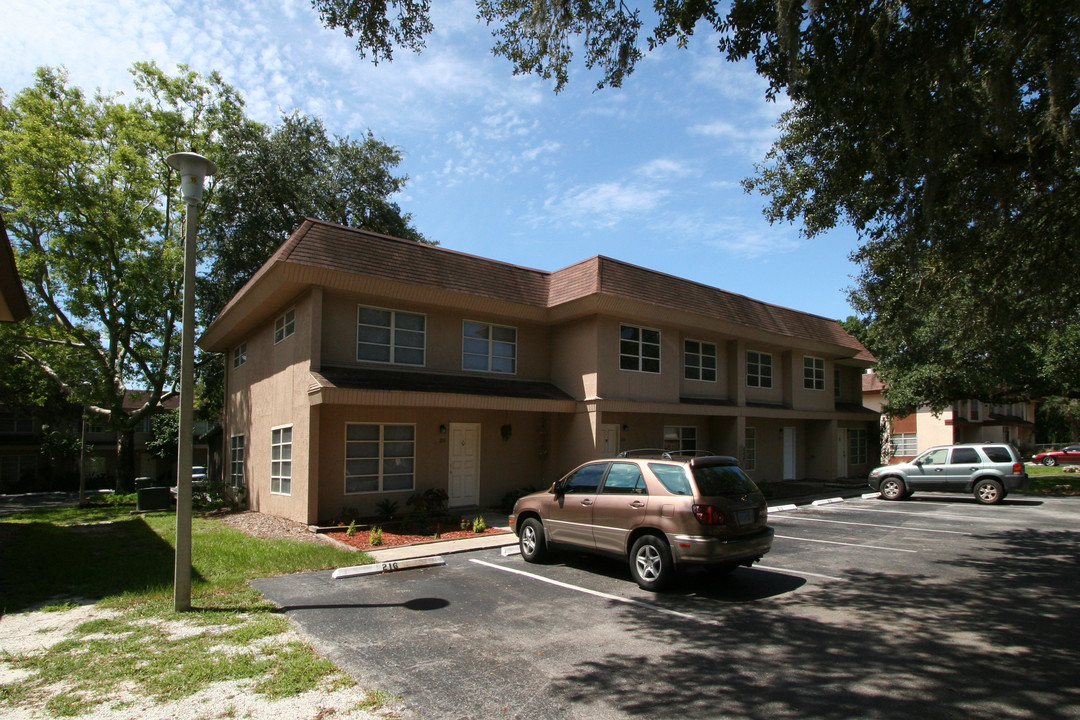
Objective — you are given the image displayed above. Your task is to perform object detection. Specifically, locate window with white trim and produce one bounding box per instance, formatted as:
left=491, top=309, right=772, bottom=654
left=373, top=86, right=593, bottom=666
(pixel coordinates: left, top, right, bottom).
left=744, top=427, right=757, bottom=471
left=620, top=324, right=661, bottom=373
left=274, top=309, right=295, bottom=344
left=684, top=340, right=717, bottom=382
left=270, top=426, right=292, bottom=495
left=849, top=428, right=868, bottom=465
left=230, top=435, right=245, bottom=488
left=663, top=426, right=697, bottom=454
left=357, top=306, right=426, bottom=366
left=0, top=411, right=33, bottom=434
left=345, top=424, right=415, bottom=494
left=463, top=320, right=517, bottom=373
left=803, top=356, right=826, bottom=391
left=232, top=343, right=247, bottom=369
left=746, top=351, right=773, bottom=388
left=890, top=432, right=918, bottom=456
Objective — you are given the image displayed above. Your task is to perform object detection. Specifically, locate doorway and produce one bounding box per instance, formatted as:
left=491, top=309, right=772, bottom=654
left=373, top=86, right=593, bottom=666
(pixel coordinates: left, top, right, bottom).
left=448, top=423, right=480, bottom=507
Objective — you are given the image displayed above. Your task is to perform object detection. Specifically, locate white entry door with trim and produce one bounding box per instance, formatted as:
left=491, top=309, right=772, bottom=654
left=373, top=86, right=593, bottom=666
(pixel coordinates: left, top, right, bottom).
left=783, top=426, right=797, bottom=480
left=448, top=423, right=480, bottom=507
left=836, top=430, right=848, bottom=478
left=599, top=424, right=620, bottom=456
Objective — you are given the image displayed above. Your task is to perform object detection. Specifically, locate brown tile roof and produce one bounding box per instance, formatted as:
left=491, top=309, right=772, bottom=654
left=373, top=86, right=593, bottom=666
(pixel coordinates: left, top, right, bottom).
left=209, top=218, right=873, bottom=360
left=863, top=372, right=886, bottom=394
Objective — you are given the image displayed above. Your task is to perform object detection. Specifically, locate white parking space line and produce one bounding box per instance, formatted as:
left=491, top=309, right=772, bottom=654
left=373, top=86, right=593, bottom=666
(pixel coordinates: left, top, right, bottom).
left=769, top=514, right=972, bottom=535
left=815, top=505, right=1004, bottom=523
left=469, top=559, right=725, bottom=627
left=775, top=534, right=917, bottom=553
left=753, top=565, right=846, bottom=582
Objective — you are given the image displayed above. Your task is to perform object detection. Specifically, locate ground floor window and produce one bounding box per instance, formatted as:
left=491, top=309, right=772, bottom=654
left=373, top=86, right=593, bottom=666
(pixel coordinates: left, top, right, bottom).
left=345, top=423, right=415, bottom=494
left=663, top=426, right=697, bottom=454
left=271, top=426, right=292, bottom=495
left=890, top=432, right=917, bottom=456
left=230, top=435, right=245, bottom=488
left=743, top=427, right=757, bottom=471
left=849, top=428, right=868, bottom=465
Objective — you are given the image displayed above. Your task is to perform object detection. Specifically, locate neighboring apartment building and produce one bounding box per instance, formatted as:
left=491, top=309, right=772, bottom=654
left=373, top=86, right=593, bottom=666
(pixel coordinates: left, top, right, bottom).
left=862, top=371, right=1036, bottom=462
left=200, top=219, right=879, bottom=525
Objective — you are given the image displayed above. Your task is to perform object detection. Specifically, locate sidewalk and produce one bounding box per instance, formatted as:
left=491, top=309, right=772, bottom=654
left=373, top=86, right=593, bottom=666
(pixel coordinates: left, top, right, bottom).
left=360, top=479, right=872, bottom=563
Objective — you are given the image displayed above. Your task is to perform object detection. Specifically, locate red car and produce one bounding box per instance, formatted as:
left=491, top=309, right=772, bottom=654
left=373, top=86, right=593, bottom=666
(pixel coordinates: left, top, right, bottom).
left=1032, top=445, right=1080, bottom=466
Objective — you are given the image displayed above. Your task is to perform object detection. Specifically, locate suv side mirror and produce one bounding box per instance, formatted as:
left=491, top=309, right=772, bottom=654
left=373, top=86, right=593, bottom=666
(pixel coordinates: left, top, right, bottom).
left=552, top=481, right=566, bottom=496
left=913, top=459, right=922, bottom=467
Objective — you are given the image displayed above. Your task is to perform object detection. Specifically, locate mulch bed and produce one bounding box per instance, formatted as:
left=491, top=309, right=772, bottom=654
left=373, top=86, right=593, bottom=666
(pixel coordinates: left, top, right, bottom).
left=323, top=524, right=511, bottom=551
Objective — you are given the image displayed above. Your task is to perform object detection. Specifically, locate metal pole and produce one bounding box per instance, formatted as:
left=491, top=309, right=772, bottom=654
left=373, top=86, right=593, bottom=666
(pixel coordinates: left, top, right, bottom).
left=79, top=410, right=86, bottom=505
left=173, top=195, right=197, bottom=612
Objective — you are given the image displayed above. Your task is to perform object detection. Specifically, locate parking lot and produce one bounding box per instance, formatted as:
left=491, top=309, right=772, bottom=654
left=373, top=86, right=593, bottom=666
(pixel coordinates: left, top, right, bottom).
left=254, top=495, right=1080, bottom=720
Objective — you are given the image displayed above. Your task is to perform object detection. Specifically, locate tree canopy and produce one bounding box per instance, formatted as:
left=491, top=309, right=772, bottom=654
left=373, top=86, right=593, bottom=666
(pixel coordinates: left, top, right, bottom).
left=314, top=0, right=1080, bottom=414
left=0, top=62, right=424, bottom=486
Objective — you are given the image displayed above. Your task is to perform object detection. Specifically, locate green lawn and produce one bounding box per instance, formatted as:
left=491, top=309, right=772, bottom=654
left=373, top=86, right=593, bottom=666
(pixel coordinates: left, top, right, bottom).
left=0, top=503, right=385, bottom=716
left=1023, top=464, right=1080, bottom=493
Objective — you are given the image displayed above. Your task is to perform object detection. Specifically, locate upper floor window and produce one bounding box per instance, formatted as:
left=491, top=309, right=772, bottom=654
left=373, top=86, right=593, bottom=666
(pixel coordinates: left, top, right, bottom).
left=746, top=351, right=773, bottom=388
left=357, top=306, right=425, bottom=366
left=232, top=343, right=247, bottom=369
left=684, top=340, right=717, bottom=382
left=463, top=321, right=517, bottom=374
left=969, top=400, right=982, bottom=422
left=274, top=309, right=295, bottom=344
left=0, top=411, right=34, bottom=434
left=271, top=426, right=292, bottom=495
left=620, top=324, right=660, bottom=374
left=803, top=356, right=825, bottom=391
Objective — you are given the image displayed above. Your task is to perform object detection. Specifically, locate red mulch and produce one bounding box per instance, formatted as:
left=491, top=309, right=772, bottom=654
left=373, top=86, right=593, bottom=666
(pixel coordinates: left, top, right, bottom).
left=323, top=524, right=511, bottom=551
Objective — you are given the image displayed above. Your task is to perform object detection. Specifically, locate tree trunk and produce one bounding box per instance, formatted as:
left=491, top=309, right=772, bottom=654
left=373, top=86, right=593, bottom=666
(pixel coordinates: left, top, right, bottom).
left=114, top=428, right=137, bottom=493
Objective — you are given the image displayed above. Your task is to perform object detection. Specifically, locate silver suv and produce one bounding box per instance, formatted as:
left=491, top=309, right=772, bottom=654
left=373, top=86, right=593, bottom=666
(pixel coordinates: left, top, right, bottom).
left=869, top=443, right=1029, bottom=504
left=508, top=451, right=773, bottom=591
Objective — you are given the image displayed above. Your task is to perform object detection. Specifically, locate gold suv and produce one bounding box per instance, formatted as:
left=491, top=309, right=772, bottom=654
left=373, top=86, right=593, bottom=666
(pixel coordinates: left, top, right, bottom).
left=508, top=451, right=774, bottom=591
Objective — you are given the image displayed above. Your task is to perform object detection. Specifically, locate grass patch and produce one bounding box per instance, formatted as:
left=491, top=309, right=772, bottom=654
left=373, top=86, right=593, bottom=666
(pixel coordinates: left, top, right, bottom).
left=0, top=504, right=377, bottom=716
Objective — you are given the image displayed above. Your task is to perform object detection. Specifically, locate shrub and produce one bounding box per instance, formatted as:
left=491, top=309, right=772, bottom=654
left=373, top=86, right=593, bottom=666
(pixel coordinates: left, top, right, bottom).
left=370, top=526, right=383, bottom=546
left=346, top=520, right=356, bottom=537
left=500, top=486, right=537, bottom=514
left=375, top=499, right=399, bottom=521
left=472, top=516, right=487, bottom=533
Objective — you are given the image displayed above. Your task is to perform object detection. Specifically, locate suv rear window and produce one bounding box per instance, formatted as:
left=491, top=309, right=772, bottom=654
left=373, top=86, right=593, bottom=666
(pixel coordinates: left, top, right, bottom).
left=648, top=463, right=692, bottom=495
left=691, top=464, right=760, bottom=496
left=982, top=446, right=1014, bottom=463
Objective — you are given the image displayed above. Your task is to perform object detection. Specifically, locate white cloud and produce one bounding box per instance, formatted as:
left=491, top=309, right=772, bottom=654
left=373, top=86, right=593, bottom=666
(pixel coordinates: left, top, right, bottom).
left=540, top=182, right=669, bottom=229
left=637, top=157, right=695, bottom=180
left=658, top=213, right=800, bottom=259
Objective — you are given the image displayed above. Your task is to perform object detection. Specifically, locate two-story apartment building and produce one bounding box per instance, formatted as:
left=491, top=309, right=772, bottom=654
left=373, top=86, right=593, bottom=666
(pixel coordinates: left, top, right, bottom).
left=199, top=219, right=878, bottom=525
left=862, top=371, right=1036, bottom=462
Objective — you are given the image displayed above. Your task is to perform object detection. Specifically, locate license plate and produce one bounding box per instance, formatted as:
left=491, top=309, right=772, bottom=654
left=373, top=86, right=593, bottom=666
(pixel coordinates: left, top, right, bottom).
left=734, top=509, right=754, bottom=526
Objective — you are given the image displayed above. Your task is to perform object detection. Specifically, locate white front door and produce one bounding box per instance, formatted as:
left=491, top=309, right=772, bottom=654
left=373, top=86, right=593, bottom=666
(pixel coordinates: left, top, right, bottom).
left=448, top=423, right=480, bottom=507
left=783, top=426, right=797, bottom=480
left=599, top=424, right=620, bottom=456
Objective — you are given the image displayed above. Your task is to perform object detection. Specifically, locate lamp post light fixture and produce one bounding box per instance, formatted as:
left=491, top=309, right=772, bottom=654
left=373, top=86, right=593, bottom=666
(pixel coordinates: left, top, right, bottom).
left=166, top=152, right=217, bottom=612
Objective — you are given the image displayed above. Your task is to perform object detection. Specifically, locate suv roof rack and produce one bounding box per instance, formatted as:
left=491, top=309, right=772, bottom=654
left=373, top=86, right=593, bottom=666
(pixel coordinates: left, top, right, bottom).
left=616, top=448, right=716, bottom=460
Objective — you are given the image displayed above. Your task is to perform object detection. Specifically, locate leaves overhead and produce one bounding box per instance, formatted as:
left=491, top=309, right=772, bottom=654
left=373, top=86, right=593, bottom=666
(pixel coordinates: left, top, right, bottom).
left=313, top=0, right=1080, bottom=412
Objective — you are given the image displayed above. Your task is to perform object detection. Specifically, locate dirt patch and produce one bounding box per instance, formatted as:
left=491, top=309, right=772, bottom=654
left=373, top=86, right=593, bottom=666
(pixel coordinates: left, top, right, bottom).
left=323, top=524, right=510, bottom=552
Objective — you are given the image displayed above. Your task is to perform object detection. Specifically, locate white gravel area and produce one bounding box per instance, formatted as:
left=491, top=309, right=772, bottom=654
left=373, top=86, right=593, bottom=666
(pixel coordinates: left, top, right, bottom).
left=0, top=604, right=401, bottom=720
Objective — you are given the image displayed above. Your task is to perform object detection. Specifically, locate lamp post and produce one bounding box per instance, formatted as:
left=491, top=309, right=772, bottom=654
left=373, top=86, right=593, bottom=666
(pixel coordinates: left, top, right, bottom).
left=166, top=152, right=217, bottom=612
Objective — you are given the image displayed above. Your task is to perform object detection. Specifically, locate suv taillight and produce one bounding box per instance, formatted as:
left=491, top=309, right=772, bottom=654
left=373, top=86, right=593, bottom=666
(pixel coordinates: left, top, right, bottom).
left=692, top=504, right=727, bottom=526
left=1012, top=463, right=1023, bottom=474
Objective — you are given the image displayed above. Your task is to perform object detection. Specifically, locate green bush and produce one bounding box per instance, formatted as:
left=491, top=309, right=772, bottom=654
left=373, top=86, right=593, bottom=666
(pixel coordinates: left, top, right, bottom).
left=370, top=526, right=383, bottom=546
left=500, top=486, right=537, bottom=514
left=472, top=516, right=487, bottom=533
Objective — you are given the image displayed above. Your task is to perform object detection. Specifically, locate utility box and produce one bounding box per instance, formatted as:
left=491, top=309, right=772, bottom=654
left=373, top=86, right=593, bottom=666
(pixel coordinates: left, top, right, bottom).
left=136, top=486, right=171, bottom=512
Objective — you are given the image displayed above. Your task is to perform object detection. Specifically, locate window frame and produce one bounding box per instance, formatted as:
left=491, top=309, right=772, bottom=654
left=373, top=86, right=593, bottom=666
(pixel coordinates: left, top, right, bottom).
left=232, top=342, right=247, bottom=369
left=746, top=350, right=773, bottom=388
left=663, top=426, right=697, bottom=454
left=462, top=320, right=518, bottom=374
left=803, top=356, right=826, bottom=391
left=270, top=425, right=292, bottom=496
left=356, top=305, right=427, bottom=367
left=230, top=434, right=245, bottom=489
left=274, top=308, right=295, bottom=344
left=344, top=423, right=417, bottom=495
left=744, top=427, right=757, bottom=472
left=619, top=323, right=661, bottom=374
left=684, top=339, right=718, bottom=383
left=890, top=432, right=918, bottom=456
left=849, top=428, right=868, bottom=465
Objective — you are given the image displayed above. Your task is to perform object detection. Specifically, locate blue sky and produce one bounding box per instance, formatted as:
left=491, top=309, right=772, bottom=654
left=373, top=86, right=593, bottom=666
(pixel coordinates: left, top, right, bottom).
left=3, top=0, right=863, bottom=321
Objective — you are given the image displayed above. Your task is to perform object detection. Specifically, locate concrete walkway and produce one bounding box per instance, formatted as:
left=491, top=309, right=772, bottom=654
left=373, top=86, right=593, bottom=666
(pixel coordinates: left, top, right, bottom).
left=360, top=479, right=872, bottom=563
